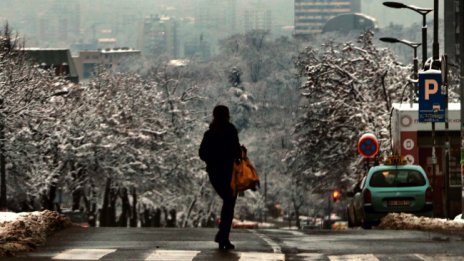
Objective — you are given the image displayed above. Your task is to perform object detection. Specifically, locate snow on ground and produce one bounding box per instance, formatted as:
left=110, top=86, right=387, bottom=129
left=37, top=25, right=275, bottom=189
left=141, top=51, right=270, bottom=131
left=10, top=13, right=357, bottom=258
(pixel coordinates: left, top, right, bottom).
left=379, top=213, right=464, bottom=233
left=0, top=210, right=71, bottom=257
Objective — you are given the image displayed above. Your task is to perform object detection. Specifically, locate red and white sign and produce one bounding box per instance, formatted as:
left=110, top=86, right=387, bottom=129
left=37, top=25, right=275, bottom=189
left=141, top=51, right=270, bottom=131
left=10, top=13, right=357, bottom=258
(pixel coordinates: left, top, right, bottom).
left=357, top=133, right=379, bottom=159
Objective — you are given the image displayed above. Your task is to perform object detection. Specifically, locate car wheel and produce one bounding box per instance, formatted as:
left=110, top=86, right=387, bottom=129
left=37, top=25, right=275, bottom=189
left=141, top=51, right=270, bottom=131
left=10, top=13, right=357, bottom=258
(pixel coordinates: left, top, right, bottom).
left=347, top=208, right=355, bottom=228
left=361, top=220, right=372, bottom=229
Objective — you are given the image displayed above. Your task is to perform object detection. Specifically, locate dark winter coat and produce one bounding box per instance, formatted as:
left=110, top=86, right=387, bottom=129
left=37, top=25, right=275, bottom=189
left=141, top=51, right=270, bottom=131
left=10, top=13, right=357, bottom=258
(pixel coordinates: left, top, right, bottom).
left=199, top=122, right=241, bottom=196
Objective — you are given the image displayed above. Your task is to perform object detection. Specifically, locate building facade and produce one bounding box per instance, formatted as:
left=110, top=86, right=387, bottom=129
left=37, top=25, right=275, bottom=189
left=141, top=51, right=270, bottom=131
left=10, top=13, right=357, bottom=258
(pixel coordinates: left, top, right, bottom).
left=444, top=0, right=462, bottom=65
left=24, top=48, right=79, bottom=83
left=194, top=0, right=236, bottom=34
left=294, top=0, right=361, bottom=36
left=392, top=103, right=463, bottom=218
left=74, top=48, right=141, bottom=80
left=38, top=0, right=80, bottom=43
left=244, top=8, right=272, bottom=32
left=139, top=15, right=178, bottom=58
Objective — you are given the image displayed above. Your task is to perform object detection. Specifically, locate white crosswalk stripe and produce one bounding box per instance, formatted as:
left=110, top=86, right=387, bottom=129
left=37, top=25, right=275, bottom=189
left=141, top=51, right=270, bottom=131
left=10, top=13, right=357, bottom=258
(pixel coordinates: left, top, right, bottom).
left=239, top=252, right=285, bottom=261
left=145, top=250, right=200, bottom=260
left=328, top=254, right=379, bottom=261
left=414, top=254, right=464, bottom=261
left=51, top=249, right=117, bottom=260
left=295, top=253, right=325, bottom=260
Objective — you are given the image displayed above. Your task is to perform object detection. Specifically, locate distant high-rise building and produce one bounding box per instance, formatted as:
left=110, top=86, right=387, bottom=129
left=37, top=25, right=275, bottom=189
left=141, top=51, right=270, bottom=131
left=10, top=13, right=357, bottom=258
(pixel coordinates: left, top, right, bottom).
left=444, top=0, right=461, bottom=65
left=184, top=34, right=211, bottom=60
left=244, top=8, right=272, bottom=32
left=139, top=15, right=178, bottom=58
left=194, top=0, right=236, bottom=33
left=38, top=0, right=80, bottom=43
left=294, top=0, right=361, bottom=36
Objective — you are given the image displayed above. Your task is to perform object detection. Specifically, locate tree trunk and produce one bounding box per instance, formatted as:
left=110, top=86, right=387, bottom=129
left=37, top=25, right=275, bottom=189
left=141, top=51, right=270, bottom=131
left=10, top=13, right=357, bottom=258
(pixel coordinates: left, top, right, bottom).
left=153, top=207, right=161, bottom=227
left=108, top=188, right=117, bottom=227
left=129, top=187, right=137, bottom=227
left=117, top=188, right=130, bottom=227
left=182, top=196, right=197, bottom=228
left=48, top=184, right=57, bottom=211
left=292, top=196, right=302, bottom=229
left=99, top=178, right=111, bottom=227
left=166, top=209, right=176, bottom=227
left=87, top=184, right=97, bottom=227
left=295, top=207, right=301, bottom=229
left=141, top=206, right=148, bottom=227
left=72, top=187, right=82, bottom=211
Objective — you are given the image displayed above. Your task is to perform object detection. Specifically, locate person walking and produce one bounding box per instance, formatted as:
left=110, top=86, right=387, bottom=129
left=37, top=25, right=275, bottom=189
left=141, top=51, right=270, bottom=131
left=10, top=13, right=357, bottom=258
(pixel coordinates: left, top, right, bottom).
left=199, top=105, right=241, bottom=250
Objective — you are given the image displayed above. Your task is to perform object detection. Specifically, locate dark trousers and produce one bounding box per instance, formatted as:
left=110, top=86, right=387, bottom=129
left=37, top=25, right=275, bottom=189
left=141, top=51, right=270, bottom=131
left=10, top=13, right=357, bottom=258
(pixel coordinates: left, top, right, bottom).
left=208, top=167, right=236, bottom=242
left=217, top=190, right=236, bottom=241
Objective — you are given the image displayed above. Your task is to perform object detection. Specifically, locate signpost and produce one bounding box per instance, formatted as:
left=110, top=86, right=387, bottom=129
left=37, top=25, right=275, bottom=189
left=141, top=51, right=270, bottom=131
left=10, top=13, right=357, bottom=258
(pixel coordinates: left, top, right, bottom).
left=418, top=69, right=445, bottom=216
left=357, top=133, right=379, bottom=174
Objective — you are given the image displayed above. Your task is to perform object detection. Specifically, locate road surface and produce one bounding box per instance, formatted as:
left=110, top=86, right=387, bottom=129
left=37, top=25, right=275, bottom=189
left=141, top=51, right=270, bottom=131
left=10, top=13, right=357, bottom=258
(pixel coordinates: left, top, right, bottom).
left=4, top=227, right=464, bottom=260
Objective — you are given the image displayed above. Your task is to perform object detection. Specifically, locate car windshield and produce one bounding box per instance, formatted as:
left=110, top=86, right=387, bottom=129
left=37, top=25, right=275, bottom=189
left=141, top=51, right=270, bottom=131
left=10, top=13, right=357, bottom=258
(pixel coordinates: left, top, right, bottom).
left=369, top=170, right=426, bottom=187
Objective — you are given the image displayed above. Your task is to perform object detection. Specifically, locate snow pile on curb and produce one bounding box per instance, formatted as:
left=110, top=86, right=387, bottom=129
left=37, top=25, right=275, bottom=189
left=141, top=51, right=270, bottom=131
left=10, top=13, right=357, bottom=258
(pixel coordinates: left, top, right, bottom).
left=378, top=213, right=464, bottom=233
left=0, top=210, right=72, bottom=257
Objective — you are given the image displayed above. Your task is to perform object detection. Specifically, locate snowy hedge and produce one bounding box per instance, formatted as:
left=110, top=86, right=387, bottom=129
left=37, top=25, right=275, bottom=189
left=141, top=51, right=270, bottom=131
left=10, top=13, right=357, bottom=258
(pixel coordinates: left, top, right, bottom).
left=0, top=210, right=71, bottom=256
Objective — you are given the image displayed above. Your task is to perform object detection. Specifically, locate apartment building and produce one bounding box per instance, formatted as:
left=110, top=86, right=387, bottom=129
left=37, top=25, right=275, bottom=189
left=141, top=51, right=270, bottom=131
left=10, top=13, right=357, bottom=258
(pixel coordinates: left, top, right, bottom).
left=244, top=8, right=272, bottom=32
left=444, top=0, right=462, bottom=65
left=294, top=0, right=361, bottom=36
left=138, top=15, right=178, bottom=58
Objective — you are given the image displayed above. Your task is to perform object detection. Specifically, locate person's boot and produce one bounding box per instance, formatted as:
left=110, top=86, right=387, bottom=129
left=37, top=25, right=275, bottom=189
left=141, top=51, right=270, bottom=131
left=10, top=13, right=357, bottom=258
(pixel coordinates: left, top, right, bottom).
left=215, top=233, right=235, bottom=250
left=219, top=240, right=235, bottom=250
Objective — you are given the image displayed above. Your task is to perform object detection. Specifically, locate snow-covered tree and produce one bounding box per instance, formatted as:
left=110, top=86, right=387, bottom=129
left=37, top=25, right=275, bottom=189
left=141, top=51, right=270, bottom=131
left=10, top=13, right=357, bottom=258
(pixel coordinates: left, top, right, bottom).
left=287, top=31, right=411, bottom=195
left=0, top=23, right=69, bottom=210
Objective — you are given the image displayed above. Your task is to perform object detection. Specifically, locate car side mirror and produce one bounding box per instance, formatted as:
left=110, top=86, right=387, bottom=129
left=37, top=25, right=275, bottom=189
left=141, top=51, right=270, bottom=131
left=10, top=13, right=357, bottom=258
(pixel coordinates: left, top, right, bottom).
left=346, top=191, right=355, bottom=197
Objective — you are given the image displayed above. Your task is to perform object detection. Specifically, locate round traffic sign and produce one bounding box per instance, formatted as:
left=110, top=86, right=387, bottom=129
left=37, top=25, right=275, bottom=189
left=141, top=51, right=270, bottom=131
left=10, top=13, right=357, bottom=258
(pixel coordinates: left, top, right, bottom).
left=357, top=133, right=379, bottom=158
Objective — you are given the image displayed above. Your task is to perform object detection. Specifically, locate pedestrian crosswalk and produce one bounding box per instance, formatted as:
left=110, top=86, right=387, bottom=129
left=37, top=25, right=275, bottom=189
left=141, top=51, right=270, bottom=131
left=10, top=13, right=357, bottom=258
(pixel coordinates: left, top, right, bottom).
left=49, top=248, right=285, bottom=261
left=32, top=248, right=464, bottom=261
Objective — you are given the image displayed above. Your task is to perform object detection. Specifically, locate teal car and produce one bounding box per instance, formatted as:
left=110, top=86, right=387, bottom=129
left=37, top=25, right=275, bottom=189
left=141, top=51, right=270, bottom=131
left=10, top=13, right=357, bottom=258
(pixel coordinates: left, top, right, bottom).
left=346, top=161, right=433, bottom=229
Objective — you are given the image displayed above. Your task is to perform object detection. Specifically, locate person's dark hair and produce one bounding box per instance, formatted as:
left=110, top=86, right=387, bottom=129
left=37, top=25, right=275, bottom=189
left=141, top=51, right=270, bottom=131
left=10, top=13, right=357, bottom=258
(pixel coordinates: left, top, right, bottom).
left=210, top=105, right=230, bottom=129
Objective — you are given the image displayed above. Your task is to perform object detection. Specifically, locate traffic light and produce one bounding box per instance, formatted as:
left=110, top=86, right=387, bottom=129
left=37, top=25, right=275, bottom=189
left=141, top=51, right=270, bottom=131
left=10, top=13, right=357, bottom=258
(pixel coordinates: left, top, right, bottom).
left=331, top=190, right=341, bottom=202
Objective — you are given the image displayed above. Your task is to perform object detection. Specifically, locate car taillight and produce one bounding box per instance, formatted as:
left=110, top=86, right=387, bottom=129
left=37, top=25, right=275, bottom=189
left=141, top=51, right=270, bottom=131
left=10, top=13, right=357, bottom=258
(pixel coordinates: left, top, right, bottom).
left=425, top=187, right=433, bottom=203
left=363, top=188, right=372, bottom=204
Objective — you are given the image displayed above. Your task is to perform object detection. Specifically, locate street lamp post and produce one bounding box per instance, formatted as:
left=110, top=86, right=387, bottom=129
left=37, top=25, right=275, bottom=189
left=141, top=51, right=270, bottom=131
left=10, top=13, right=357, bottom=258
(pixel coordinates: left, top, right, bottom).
left=383, top=2, right=432, bottom=67
left=379, top=37, right=421, bottom=107
left=460, top=0, right=464, bottom=219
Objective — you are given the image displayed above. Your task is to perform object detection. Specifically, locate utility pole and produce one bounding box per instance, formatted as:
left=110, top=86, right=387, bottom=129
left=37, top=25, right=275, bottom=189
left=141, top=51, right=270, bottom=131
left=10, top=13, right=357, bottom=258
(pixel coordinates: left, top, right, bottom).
left=433, top=0, right=439, bottom=61
left=444, top=54, right=450, bottom=218
left=430, top=0, right=440, bottom=216
left=460, top=0, right=464, bottom=218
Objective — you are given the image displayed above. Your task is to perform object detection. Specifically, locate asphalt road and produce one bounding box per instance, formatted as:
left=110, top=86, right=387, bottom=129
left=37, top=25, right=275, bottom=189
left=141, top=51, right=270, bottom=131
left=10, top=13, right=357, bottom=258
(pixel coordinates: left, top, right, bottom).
left=4, top=227, right=464, bottom=260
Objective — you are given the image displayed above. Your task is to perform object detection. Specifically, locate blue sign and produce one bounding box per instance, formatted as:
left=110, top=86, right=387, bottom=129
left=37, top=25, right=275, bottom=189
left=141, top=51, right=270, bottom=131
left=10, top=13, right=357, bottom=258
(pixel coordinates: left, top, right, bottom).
left=418, top=70, right=445, bottom=122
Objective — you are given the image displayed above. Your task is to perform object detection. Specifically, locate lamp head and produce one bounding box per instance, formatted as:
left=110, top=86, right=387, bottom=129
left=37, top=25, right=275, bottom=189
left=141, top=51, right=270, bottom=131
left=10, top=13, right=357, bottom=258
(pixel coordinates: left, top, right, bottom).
left=379, top=37, right=400, bottom=43
left=383, top=2, right=406, bottom=9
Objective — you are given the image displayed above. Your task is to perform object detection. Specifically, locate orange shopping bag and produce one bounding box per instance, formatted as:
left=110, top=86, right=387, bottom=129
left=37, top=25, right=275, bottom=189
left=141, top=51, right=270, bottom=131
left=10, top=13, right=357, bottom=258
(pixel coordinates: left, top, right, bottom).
left=231, top=145, right=260, bottom=196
